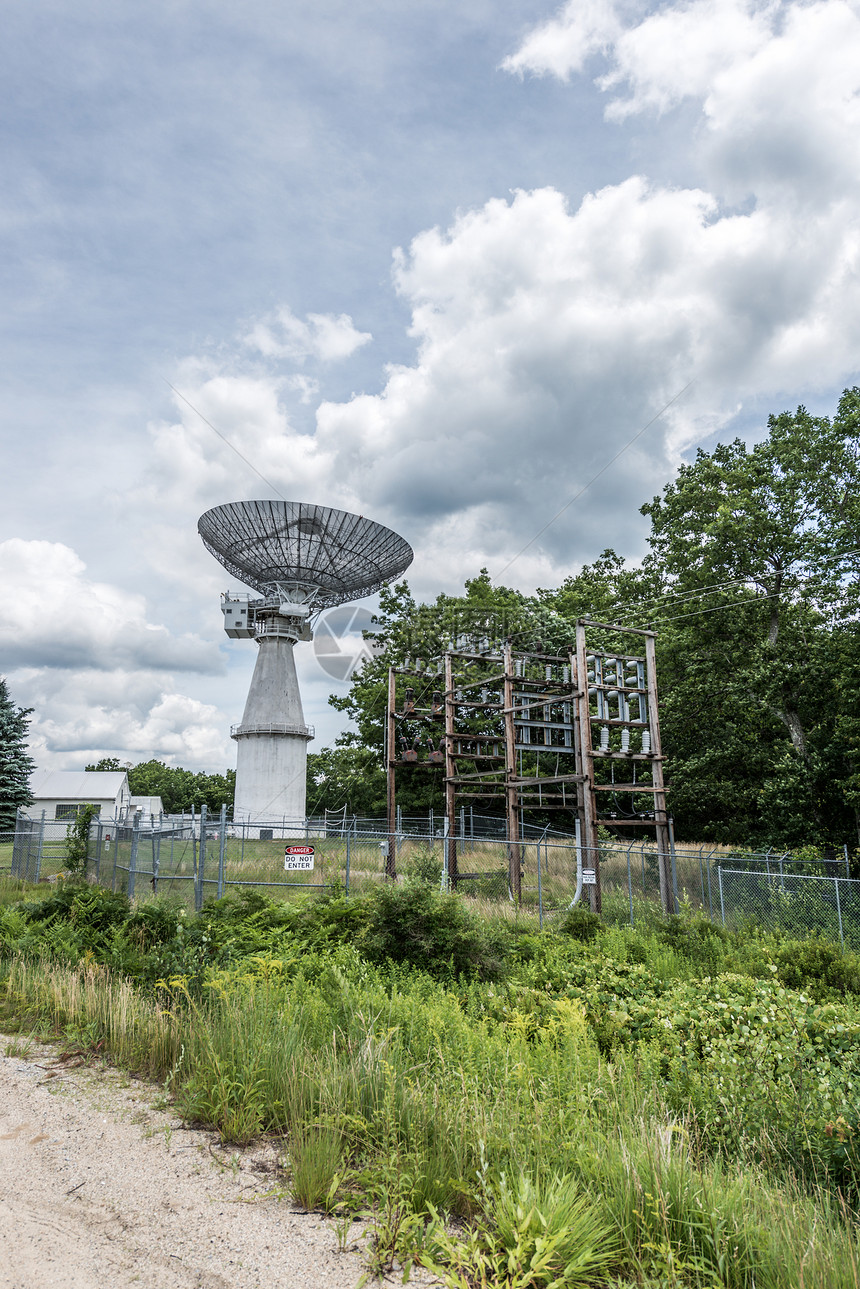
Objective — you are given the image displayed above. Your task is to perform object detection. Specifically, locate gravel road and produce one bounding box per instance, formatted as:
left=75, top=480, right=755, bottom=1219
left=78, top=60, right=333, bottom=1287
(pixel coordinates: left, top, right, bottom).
left=0, top=1034, right=426, bottom=1289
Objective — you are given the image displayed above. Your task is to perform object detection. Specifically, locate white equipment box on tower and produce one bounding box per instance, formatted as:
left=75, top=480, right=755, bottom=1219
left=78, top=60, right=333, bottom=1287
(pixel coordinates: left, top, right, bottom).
left=221, top=595, right=255, bottom=638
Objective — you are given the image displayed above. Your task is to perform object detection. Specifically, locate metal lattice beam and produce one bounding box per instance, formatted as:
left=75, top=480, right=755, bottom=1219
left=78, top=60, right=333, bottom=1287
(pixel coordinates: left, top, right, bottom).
left=198, top=500, right=413, bottom=608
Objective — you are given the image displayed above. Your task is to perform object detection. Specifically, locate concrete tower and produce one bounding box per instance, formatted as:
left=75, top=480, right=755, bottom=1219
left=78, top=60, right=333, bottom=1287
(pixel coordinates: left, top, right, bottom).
left=198, top=500, right=412, bottom=831
left=230, top=601, right=313, bottom=823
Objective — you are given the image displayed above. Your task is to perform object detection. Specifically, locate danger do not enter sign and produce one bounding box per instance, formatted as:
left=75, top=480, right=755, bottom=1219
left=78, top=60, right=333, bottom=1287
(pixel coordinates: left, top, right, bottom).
left=284, top=845, right=315, bottom=871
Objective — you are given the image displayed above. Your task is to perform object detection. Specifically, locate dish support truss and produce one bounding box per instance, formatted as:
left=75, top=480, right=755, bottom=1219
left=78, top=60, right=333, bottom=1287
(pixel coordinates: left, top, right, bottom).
left=385, top=619, right=675, bottom=914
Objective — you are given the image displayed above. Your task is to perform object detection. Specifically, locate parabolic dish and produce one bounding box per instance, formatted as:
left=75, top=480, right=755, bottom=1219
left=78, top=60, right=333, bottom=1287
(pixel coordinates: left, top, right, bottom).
left=198, top=500, right=413, bottom=608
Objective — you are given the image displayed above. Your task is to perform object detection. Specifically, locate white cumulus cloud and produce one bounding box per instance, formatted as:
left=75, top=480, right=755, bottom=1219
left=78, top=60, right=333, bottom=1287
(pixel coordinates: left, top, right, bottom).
left=0, top=539, right=221, bottom=673
left=10, top=666, right=232, bottom=770
left=244, top=305, right=372, bottom=363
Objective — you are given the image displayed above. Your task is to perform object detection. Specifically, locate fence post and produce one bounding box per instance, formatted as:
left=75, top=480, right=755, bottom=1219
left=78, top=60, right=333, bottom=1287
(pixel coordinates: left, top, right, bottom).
left=11, top=808, right=22, bottom=879
left=845, top=843, right=851, bottom=880
left=21, top=817, right=31, bottom=882
left=627, top=841, right=634, bottom=926
left=834, top=878, right=844, bottom=950
left=153, top=828, right=160, bottom=894
left=20, top=817, right=29, bottom=882
left=705, top=849, right=715, bottom=919
left=718, top=866, right=725, bottom=926
left=35, top=811, right=46, bottom=882
left=111, top=824, right=119, bottom=892
left=537, top=839, right=543, bottom=930
left=127, top=818, right=140, bottom=900
left=641, top=841, right=646, bottom=896
left=196, top=804, right=207, bottom=912
left=575, top=817, right=583, bottom=906
left=217, top=803, right=227, bottom=899
left=441, top=815, right=450, bottom=892
left=668, top=817, right=679, bottom=909
left=191, top=804, right=198, bottom=904
left=33, top=809, right=46, bottom=881
left=345, top=834, right=350, bottom=895
left=94, top=821, right=103, bottom=883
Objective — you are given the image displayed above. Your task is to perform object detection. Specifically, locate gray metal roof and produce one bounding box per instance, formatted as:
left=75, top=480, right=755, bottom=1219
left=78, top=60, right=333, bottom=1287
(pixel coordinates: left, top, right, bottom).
left=30, top=770, right=129, bottom=801
left=197, top=500, right=413, bottom=607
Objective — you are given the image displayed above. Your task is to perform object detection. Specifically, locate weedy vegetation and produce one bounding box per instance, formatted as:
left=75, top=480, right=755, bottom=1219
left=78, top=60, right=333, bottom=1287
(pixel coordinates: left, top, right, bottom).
left=2, top=875, right=860, bottom=1286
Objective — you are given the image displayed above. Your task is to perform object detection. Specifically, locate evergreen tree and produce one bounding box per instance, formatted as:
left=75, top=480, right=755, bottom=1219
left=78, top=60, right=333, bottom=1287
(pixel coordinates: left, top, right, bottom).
left=0, top=678, right=34, bottom=830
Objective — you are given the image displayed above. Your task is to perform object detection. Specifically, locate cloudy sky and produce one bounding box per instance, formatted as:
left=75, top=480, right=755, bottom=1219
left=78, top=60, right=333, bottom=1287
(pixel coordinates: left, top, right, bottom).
left=2, top=0, right=859, bottom=772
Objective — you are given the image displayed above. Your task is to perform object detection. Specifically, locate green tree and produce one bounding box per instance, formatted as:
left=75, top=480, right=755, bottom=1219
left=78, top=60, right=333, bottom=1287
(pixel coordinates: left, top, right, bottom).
left=306, top=738, right=387, bottom=817
left=85, top=758, right=236, bottom=816
left=0, top=678, right=34, bottom=831
left=640, top=390, right=860, bottom=845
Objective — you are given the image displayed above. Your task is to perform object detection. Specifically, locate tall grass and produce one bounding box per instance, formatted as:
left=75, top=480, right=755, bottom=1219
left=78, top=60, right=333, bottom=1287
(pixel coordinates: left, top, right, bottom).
left=3, top=952, right=860, bottom=1286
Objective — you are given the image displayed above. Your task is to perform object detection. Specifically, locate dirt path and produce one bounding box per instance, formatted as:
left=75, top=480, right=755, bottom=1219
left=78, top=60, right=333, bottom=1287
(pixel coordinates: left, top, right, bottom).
left=0, top=1035, right=420, bottom=1289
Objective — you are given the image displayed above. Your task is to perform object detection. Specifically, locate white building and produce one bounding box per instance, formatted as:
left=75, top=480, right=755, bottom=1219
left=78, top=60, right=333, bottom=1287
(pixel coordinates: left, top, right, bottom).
left=28, top=769, right=132, bottom=822
left=128, top=795, right=165, bottom=824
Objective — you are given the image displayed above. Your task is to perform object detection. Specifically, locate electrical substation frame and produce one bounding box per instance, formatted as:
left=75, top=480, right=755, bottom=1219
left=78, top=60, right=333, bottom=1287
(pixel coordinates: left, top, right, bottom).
left=385, top=619, right=673, bottom=914
left=574, top=620, right=674, bottom=915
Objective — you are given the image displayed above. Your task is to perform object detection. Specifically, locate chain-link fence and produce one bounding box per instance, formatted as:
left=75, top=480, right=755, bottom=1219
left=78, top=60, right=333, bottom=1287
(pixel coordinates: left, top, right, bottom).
left=716, top=868, right=860, bottom=949
left=0, top=829, right=16, bottom=875
left=8, top=813, right=72, bottom=882
left=81, top=819, right=547, bottom=913
left=160, top=809, right=579, bottom=845
left=10, top=808, right=860, bottom=947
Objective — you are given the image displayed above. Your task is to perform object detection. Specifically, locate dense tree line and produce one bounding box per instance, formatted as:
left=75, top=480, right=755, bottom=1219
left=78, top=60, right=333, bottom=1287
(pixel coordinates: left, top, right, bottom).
left=86, top=758, right=236, bottom=816
left=320, top=391, right=860, bottom=848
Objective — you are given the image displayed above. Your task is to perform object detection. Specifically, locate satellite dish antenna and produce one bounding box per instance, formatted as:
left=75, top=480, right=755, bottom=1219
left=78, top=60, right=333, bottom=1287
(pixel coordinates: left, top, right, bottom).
left=198, top=501, right=413, bottom=830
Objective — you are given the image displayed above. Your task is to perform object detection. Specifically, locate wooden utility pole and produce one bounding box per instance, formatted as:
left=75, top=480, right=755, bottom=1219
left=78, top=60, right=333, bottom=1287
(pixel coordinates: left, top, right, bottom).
left=645, top=632, right=674, bottom=914
left=385, top=666, right=397, bottom=879
left=503, top=642, right=522, bottom=901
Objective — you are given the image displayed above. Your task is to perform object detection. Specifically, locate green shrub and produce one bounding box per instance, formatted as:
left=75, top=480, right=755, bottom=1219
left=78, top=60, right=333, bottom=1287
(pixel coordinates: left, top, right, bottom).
left=124, top=898, right=185, bottom=949
left=358, top=880, right=510, bottom=981
left=424, top=1170, right=619, bottom=1288
left=404, top=845, right=443, bottom=886
left=656, top=912, right=732, bottom=968
left=20, top=882, right=130, bottom=944
left=557, top=905, right=601, bottom=942
left=775, top=938, right=860, bottom=998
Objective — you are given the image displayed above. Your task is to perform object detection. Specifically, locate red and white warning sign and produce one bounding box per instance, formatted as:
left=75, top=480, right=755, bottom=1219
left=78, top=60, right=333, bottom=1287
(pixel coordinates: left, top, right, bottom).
left=284, top=845, right=315, bottom=871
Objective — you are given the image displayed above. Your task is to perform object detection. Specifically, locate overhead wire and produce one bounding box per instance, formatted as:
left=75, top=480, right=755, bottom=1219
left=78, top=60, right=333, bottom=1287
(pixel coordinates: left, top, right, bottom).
left=165, top=381, right=290, bottom=503
left=604, top=542, right=860, bottom=627
left=464, top=541, right=860, bottom=654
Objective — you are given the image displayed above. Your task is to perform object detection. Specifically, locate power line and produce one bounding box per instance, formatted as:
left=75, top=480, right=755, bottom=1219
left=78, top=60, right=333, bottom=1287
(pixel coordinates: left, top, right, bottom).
left=165, top=381, right=289, bottom=503
left=647, top=575, right=858, bottom=629
left=607, top=544, right=860, bottom=625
